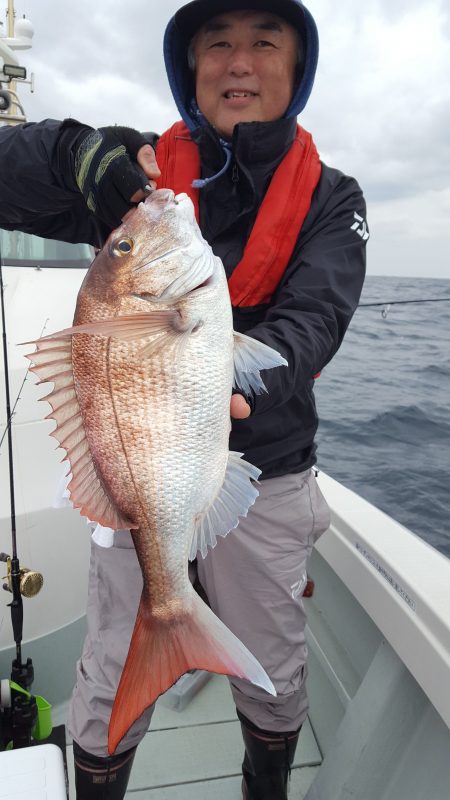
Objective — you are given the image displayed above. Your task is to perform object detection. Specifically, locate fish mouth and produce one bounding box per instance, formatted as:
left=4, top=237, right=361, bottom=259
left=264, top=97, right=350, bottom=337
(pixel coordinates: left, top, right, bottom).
left=132, top=194, right=217, bottom=303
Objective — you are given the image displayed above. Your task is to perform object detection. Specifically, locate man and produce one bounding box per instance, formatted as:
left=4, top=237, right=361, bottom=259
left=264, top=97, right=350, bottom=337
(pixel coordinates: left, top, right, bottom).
left=0, top=0, right=367, bottom=797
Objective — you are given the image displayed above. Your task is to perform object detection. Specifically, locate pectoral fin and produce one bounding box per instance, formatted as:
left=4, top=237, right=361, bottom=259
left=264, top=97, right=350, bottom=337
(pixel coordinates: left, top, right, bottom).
left=26, top=311, right=178, bottom=343
left=23, top=311, right=195, bottom=360
left=233, top=331, right=288, bottom=395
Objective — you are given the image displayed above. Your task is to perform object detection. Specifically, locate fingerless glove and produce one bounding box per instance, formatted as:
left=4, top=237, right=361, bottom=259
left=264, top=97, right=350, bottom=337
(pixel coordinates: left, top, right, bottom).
left=68, top=123, right=152, bottom=229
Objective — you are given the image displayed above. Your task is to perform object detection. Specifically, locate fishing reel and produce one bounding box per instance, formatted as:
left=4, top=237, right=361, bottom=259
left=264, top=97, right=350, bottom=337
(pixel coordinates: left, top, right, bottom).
left=0, top=552, right=43, bottom=599
left=0, top=554, right=49, bottom=750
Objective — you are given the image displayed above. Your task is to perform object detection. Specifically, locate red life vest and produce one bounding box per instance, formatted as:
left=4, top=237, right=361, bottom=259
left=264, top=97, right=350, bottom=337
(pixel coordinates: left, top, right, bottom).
left=155, top=121, right=322, bottom=308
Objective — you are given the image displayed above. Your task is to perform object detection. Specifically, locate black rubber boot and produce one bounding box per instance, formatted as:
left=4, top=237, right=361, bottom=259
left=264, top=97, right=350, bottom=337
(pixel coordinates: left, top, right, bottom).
left=73, top=741, right=137, bottom=799
left=238, top=711, right=301, bottom=800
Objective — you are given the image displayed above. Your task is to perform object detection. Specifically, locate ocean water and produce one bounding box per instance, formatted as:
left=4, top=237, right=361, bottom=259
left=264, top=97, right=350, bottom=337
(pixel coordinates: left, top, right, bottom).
left=314, top=275, right=450, bottom=559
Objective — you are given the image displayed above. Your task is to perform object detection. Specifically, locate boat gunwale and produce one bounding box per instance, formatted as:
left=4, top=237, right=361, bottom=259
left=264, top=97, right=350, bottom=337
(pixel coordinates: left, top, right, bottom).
left=316, top=471, right=450, bottom=731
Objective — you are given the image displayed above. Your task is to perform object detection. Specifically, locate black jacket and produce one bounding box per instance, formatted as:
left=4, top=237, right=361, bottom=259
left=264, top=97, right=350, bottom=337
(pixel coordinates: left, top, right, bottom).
left=0, top=117, right=367, bottom=478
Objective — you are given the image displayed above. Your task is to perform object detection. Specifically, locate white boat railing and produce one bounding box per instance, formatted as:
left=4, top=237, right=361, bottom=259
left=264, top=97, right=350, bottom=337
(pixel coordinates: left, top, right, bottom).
left=316, top=471, right=450, bottom=731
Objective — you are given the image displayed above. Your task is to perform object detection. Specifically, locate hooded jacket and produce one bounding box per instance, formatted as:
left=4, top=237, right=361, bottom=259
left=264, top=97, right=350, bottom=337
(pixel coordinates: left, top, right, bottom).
left=0, top=0, right=367, bottom=478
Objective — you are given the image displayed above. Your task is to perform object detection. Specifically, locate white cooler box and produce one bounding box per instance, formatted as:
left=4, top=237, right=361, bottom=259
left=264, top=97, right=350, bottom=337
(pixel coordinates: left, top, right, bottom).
left=0, top=743, right=66, bottom=799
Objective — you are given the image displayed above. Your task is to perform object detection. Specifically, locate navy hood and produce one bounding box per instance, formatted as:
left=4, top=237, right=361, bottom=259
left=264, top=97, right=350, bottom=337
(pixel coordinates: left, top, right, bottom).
left=163, top=0, right=319, bottom=133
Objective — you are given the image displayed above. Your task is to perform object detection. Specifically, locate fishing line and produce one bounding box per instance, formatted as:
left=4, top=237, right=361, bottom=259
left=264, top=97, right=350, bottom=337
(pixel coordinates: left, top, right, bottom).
left=0, top=317, right=49, bottom=450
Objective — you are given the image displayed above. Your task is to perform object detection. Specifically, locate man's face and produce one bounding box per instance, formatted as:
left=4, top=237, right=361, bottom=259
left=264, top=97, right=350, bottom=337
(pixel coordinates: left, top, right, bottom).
left=192, top=10, right=299, bottom=139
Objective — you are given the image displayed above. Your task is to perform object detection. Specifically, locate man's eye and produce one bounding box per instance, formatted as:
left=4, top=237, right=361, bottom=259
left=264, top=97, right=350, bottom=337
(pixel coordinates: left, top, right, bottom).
left=209, top=41, right=231, bottom=49
left=255, top=40, right=276, bottom=48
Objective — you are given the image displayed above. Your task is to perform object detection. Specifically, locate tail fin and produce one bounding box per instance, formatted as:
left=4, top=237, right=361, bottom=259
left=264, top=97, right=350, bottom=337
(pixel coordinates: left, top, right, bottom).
left=108, top=590, right=275, bottom=754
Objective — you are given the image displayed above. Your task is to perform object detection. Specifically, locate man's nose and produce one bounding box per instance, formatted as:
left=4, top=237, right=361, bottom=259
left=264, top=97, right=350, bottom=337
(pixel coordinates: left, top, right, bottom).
left=227, top=47, right=254, bottom=76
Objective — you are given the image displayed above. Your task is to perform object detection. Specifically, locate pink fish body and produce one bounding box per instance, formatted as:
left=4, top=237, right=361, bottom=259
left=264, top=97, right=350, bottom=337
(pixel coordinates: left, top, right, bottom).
left=26, top=190, right=287, bottom=753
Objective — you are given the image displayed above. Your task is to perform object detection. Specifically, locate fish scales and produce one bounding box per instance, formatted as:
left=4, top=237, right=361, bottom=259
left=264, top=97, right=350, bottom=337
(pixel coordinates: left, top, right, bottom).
left=74, top=332, right=229, bottom=600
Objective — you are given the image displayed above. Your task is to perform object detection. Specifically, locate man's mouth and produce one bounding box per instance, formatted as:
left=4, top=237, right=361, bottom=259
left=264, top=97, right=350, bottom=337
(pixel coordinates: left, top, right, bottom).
left=223, top=90, right=258, bottom=99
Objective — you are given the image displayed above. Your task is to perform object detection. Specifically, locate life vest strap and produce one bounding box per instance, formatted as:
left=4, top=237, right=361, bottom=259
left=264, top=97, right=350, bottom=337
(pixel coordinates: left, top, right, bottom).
left=156, top=121, right=322, bottom=309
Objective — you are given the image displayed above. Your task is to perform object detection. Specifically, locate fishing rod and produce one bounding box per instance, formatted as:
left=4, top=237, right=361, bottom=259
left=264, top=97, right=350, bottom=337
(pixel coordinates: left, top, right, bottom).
left=0, top=256, right=45, bottom=749
left=358, top=296, right=450, bottom=319
left=359, top=297, right=450, bottom=307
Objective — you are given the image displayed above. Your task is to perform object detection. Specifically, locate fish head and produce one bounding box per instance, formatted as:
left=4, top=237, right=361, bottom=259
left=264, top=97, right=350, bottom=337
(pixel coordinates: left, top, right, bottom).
left=96, top=189, right=216, bottom=305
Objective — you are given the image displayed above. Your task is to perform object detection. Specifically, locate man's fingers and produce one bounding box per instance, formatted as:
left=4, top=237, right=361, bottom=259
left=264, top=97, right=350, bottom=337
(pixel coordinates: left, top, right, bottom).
left=230, top=394, right=251, bottom=419
left=137, top=144, right=161, bottom=181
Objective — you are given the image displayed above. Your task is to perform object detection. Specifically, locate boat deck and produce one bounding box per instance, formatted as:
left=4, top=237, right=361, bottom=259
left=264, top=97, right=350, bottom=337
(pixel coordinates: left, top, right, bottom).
left=61, top=674, right=321, bottom=798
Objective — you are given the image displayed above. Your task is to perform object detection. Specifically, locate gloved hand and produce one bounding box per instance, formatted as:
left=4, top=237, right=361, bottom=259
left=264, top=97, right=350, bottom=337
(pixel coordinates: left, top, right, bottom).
left=73, top=125, right=161, bottom=229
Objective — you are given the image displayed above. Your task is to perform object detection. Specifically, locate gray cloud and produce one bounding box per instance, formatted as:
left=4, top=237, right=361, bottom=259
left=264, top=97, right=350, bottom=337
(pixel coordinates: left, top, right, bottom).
left=3, top=0, right=450, bottom=277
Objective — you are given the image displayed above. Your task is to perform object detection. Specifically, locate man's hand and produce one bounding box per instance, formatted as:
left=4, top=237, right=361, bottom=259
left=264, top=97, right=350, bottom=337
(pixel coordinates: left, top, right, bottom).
left=230, top=393, right=251, bottom=419
left=73, top=126, right=161, bottom=230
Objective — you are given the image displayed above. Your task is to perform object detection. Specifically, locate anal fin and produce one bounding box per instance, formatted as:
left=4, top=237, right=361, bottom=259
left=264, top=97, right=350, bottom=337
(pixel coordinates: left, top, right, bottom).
left=190, top=451, right=261, bottom=560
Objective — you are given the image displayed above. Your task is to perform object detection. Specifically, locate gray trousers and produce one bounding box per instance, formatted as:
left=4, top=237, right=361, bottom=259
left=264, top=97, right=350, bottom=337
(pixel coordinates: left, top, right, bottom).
left=68, top=469, right=330, bottom=757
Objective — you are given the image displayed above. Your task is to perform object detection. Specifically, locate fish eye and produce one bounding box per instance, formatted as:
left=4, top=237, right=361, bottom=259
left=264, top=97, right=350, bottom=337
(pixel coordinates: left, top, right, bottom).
left=113, top=237, right=134, bottom=256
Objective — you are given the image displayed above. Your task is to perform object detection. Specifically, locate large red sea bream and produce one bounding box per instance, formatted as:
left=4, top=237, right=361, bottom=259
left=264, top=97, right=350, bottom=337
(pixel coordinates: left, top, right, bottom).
left=25, top=189, right=287, bottom=753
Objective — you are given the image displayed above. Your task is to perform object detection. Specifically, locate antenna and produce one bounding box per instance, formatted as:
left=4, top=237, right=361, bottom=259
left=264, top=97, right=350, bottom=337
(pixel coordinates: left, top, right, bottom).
left=0, top=1, right=34, bottom=125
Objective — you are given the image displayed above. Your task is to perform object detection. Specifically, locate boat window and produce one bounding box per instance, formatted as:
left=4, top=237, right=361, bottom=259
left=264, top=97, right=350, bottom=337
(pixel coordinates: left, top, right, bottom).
left=0, top=229, right=93, bottom=268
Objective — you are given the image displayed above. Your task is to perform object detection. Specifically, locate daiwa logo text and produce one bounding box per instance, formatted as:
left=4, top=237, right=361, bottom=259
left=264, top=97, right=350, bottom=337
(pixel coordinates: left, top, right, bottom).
left=351, top=212, right=369, bottom=241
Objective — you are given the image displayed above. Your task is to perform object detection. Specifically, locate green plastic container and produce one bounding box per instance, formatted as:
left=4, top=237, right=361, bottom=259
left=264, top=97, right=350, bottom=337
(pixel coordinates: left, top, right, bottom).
left=33, top=694, right=52, bottom=740
left=9, top=681, right=52, bottom=741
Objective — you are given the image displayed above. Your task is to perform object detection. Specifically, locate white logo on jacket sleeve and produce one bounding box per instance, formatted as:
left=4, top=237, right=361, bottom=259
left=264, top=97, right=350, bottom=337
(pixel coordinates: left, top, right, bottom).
left=351, top=211, right=370, bottom=241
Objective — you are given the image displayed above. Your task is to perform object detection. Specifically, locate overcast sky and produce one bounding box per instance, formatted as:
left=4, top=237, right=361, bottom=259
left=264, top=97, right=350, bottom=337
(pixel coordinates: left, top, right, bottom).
left=2, top=0, right=450, bottom=279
